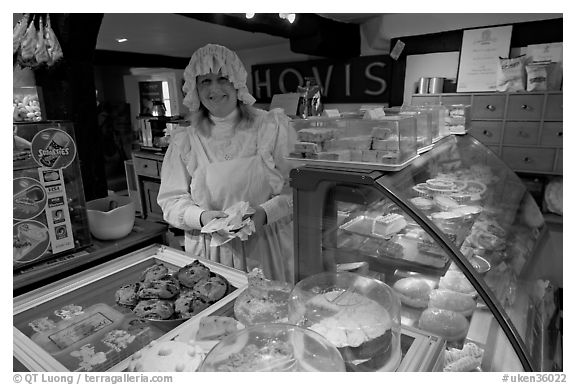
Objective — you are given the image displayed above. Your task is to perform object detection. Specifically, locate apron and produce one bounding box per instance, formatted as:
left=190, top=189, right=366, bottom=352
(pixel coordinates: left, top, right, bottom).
left=184, top=131, right=294, bottom=283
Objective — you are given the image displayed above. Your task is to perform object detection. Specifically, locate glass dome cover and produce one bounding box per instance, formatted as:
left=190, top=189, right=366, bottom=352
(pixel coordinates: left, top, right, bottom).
left=288, top=271, right=402, bottom=371
left=198, top=323, right=345, bottom=372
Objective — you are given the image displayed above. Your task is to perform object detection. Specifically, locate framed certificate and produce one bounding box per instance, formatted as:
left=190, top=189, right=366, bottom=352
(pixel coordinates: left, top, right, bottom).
left=456, top=25, right=513, bottom=92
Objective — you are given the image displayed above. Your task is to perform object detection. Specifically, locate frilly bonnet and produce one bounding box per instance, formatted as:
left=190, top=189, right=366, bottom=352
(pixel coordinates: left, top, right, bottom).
left=182, top=44, right=256, bottom=112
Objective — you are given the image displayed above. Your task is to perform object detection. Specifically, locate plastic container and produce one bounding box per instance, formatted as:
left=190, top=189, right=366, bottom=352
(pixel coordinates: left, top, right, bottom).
left=198, top=323, right=346, bottom=372
left=384, top=107, right=433, bottom=153
left=288, top=271, right=402, bottom=372
left=444, top=104, right=471, bottom=135
left=86, top=195, right=135, bottom=240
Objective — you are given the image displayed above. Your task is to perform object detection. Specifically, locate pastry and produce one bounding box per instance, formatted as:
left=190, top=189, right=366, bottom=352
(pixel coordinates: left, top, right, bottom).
left=410, top=197, right=434, bottom=211
left=127, top=340, right=205, bottom=372
left=317, top=150, right=351, bottom=161
left=174, top=293, right=212, bottom=318
left=195, top=316, right=244, bottom=341
left=392, top=277, right=433, bottom=308
left=428, top=289, right=477, bottom=317
left=324, top=136, right=373, bottom=151
left=444, top=342, right=484, bottom=372
left=115, top=282, right=142, bottom=307
left=372, top=213, right=407, bottom=237
left=140, top=263, right=170, bottom=282
left=132, top=299, right=175, bottom=320
left=438, top=270, right=477, bottom=296
left=297, top=128, right=342, bottom=143
left=138, top=276, right=180, bottom=299
left=433, top=195, right=460, bottom=211
left=193, top=275, right=228, bottom=302
left=294, top=141, right=320, bottom=154
left=176, top=260, right=211, bottom=288
left=418, top=307, right=469, bottom=342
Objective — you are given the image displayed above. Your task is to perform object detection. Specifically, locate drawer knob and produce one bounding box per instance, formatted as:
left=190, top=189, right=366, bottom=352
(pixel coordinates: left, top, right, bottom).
left=143, top=164, right=148, bottom=168
left=518, top=130, right=529, bottom=138
left=557, top=132, right=563, bottom=137
left=521, top=104, right=529, bottom=110
left=523, top=157, right=533, bottom=164
left=482, top=130, right=492, bottom=137
left=486, top=104, right=495, bottom=111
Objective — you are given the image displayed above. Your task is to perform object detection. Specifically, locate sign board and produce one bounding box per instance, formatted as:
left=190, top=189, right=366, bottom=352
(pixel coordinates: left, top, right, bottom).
left=251, top=55, right=392, bottom=104
left=456, top=25, right=513, bottom=92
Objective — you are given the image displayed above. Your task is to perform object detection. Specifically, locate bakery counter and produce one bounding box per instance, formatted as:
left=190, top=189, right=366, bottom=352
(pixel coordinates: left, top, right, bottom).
left=290, top=134, right=561, bottom=371
left=13, top=244, right=247, bottom=372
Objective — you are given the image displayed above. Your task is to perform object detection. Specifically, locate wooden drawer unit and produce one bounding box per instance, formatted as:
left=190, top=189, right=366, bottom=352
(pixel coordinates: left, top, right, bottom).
left=506, top=94, right=544, bottom=121
left=544, top=94, right=563, bottom=121
left=440, top=95, right=472, bottom=106
left=469, top=121, right=502, bottom=145
left=502, top=121, right=539, bottom=146
left=471, top=95, right=506, bottom=119
left=540, top=122, right=563, bottom=147
left=501, top=147, right=555, bottom=173
left=133, top=156, right=161, bottom=177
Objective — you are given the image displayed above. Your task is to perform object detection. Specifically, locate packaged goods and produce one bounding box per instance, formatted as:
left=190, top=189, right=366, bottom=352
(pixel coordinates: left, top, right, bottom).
left=496, top=56, right=526, bottom=92
left=526, top=63, right=548, bottom=91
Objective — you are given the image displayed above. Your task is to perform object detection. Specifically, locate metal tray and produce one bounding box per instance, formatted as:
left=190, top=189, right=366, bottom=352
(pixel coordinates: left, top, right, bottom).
left=286, top=154, right=419, bottom=172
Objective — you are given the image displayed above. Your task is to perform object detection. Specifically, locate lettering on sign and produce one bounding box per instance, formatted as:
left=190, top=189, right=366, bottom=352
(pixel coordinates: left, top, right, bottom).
left=251, top=55, right=392, bottom=104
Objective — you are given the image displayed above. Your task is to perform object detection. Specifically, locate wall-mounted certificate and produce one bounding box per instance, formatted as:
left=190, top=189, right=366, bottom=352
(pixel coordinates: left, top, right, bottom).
left=456, top=25, right=513, bottom=92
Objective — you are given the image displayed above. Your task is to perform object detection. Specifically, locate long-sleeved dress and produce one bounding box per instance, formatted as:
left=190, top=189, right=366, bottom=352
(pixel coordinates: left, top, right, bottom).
left=157, top=107, right=297, bottom=283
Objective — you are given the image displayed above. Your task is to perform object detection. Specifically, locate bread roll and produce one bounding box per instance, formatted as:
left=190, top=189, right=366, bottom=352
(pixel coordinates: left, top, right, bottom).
left=438, top=270, right=477, bottom=296
left=418, top=308, right=469, bottom=342
left=428, top=289, right=477, bottom=317
left=393, top=277, right=432, bottom=308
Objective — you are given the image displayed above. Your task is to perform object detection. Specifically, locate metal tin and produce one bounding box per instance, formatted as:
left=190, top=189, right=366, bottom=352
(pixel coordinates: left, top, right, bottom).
left=428, top=77, right=445, bottom=94
left=416, top=77, right=430, bottom=94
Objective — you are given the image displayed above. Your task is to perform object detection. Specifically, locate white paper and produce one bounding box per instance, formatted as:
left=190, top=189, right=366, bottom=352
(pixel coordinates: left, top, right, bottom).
left=456, top=25, right=513, bottom=92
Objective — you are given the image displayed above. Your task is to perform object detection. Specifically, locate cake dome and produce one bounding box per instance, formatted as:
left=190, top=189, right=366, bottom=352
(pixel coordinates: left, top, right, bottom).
left=288, top=271, right=402, bottom=371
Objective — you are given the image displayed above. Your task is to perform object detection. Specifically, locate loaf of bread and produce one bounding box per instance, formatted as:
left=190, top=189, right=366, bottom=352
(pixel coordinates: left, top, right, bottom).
left=428, top=289, right=477, bottom=317
left=392, top=277, right=433, bottom=308
left=418, top=308, right=469, bottom=342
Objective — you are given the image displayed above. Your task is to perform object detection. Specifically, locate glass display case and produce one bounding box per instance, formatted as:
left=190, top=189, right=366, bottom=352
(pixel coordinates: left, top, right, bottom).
left=13, top=245, right=247, bottom=372
left=290, top=134, right=561, bottom=372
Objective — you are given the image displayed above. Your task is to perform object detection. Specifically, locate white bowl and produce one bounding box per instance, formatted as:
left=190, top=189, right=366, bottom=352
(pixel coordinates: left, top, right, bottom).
left=86, top=196, right=135, bottom=240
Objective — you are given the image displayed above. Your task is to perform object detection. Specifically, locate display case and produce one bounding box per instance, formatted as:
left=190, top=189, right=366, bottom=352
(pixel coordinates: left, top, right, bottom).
left=13, top=244, right=247, bottom=372
left=290, top=134, right=561, bottom=372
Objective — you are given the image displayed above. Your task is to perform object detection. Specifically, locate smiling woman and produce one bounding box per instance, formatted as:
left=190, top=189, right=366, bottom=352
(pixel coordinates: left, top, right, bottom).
left=157, top=44, right=297, bottom=283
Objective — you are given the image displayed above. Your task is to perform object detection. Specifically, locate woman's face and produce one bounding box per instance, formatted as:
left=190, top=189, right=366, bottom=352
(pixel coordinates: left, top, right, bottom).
left=196, top=72, right=238, bottom=117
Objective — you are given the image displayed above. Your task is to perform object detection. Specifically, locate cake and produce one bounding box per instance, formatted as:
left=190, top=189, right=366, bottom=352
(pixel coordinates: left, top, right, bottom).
left=127, top=340, right=205, bottom=372
left=132, top=299, right=175, bottom=320
left=371, top=213, right=407, bottom=237
left=304, top=290, right=398, bottom=371
left=294, top=141, right=320, bottom=154
left=297, top=128, right=342, bottom=143
left=115, top=282, right=142, bottom=307
left=372, top=138, right=399, bottom=151
left=195, top=316, right=244, bottom=341
left=433, top=195, right=460, bottom=211
left=176, top=260, right=211, bottom=288
left=317, top=150, right=351, bottom=161
left=410, top=197, right=434, bottom=211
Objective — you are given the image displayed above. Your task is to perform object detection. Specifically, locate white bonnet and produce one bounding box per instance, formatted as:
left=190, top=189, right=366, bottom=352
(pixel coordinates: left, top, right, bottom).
left=182, top=44, right=256, bottom=112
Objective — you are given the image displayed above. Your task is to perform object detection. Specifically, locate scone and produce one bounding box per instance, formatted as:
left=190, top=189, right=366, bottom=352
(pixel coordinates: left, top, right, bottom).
left=138, top=276, right=180, bottom=299
left=177, top=260, right=211, bottom=288
left=418, top=307, right=469, bottom=342
left=140, top=263, right=170, bottom=282
left=127, top=340, right=205, bottom=372
left=133, top=299, right=175, bottom=320
left=193, top=275, right=228, bottom=302
left=115, top=282, right=142, bottom=307
left=174, top=293, right=211, bottom=318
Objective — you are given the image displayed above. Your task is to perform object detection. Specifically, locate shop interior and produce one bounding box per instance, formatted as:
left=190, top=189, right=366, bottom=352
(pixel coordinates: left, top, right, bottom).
left=13, top=13, right=563, bottom=373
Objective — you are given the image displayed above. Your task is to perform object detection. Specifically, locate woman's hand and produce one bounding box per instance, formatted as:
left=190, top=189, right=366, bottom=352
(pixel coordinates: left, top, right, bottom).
left=251, top=206, right=268, bottom=232
left=200, top=210, right=228, bottom=226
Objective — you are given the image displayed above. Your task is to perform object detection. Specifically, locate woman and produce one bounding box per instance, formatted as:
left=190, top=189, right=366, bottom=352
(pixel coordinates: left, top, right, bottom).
left=157, top=44, right=296, bottom=283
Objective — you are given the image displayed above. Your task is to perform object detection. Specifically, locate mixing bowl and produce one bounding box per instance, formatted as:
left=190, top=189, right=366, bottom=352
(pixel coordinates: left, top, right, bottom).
left=86, top=195, right=135, bottom=240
